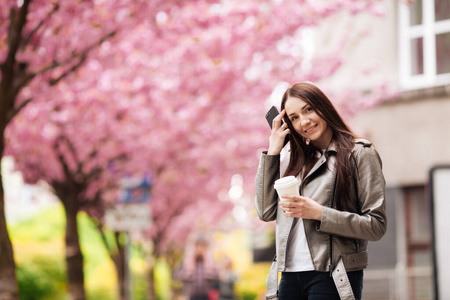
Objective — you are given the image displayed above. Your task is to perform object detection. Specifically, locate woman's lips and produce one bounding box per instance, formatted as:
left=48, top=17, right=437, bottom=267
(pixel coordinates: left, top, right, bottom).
left=305, top=124, right=317, bottom=134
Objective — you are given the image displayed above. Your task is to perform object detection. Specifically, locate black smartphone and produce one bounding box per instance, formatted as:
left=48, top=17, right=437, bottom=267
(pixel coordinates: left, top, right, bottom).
left=265, top=106, right=290, bottom=146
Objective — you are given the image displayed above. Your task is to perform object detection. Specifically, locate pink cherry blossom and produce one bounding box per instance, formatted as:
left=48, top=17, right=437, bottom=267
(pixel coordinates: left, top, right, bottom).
left=1, top=0, right=393, bottom=298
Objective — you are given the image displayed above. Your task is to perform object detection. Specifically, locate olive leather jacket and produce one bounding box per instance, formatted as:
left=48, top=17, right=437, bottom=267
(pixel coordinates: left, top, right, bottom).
left=255, top=138, right=387, bottom=273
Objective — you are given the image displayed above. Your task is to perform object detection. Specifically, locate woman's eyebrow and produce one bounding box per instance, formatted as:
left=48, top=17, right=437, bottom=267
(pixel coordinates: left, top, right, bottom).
left=289, top=104, right=309, bottom=116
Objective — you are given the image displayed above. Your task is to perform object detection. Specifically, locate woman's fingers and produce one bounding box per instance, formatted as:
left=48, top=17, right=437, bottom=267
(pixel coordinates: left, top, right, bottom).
left=272, top=109, right=286, bottom=129
left=279, top=195, right=323, bottom=221
left=267, top=110, right=288, bottom=155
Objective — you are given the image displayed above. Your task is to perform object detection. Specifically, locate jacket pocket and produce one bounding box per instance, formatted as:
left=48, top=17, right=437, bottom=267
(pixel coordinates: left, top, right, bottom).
left=341, top=250, right=368, bottom=272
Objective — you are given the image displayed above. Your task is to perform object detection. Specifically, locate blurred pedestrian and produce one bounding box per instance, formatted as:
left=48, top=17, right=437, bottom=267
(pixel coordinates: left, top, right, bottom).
left=217, top=256, right=237, bottom=300
left=175, top=236, right=219, bottom=300
left=255, top=82, right=387, bottom=300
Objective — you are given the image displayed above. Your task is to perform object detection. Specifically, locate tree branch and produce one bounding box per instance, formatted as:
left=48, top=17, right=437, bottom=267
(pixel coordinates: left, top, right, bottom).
left=1, top=13, right=115, bottom=130
left=80, top=188, right=102, bottom=210
left=5, top=0, right=30, bottom=69
left=56, top=134, right=83, bottom=174
left=84, top=151, right=127, bottom=182
left=0, top=0, right=31, bottom=119
left=6, top=97, right=32, bottom=123
left=54, top=140, right=74, bottom=181
left=20, top=3, right=60, bottom=51
left=85, top=166, right=102, bottom=182
left=34, top=30, right=116, bottom=84
left=49, top=54, right=87, bottom=86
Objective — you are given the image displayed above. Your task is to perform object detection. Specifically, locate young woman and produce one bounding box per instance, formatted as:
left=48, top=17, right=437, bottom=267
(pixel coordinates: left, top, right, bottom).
left=255, top=82, right=387, bottom=300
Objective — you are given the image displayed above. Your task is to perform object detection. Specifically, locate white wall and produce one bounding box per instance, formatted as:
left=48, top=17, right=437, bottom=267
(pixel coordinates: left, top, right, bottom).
left=353, top=93, right=450, bottom=187
left=313, top=0, right=399, bottom=92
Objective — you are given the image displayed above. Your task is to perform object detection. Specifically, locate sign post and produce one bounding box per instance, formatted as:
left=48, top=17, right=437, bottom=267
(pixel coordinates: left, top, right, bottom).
left=105, top=173, right=153, bottom=300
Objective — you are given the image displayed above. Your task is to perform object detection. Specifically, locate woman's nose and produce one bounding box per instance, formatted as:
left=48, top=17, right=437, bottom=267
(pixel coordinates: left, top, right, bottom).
left=301, top=117, right=310, bottom=127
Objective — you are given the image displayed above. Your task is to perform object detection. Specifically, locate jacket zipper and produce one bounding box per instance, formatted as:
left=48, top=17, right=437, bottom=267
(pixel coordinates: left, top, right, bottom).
left=329, top=174, right=338, bottom=276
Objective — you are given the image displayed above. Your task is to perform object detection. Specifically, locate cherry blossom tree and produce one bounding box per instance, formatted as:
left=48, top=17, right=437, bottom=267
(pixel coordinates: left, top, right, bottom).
left=7, top=83, right=144, bottom=299
left=0, top=0, right=155, bottom=298
left=2, top=0, right=392, bottom=299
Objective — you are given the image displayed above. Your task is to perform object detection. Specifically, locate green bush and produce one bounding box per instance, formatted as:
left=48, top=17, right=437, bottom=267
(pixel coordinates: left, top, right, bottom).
left=10, top=204, right=166, bottom=300
left=16, top=256, right=66, bottom=300
left=241, top=291, right=258, bottom=300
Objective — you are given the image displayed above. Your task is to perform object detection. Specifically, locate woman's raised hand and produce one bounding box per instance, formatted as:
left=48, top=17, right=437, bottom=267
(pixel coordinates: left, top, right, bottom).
left=267, top=109, right=290, bottom=155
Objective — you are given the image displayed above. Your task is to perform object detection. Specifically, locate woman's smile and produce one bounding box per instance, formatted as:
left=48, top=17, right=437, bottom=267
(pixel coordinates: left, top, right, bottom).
left=305, top=124, right=318, bottom=134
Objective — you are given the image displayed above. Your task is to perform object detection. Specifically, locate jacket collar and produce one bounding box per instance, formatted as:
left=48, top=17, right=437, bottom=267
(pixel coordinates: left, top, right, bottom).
left=326, top=140, right=338, bottom=153
left=313, top=139, right=337, bottom=157
left=306, top=140, right=337, bottom=179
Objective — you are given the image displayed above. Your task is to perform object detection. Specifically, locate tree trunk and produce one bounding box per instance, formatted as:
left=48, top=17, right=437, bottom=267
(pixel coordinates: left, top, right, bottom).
left=0, top=0, right=32, bottom=295
left=0, top=133, right=19, bottom=300
left=147, top=263, right=156, bottom=300
left=114, top=232, right=126, bottom=300
left=0, top=185, right=19, bottom=300
left=63, top=198, right=86, bottom=300
left=96, top=225, right=127, bottom=300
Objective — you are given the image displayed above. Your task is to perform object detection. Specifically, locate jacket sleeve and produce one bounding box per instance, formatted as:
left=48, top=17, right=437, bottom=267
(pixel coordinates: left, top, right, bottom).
left=255, top=152, right=281, bottom=222
left=318, top=145, right=387, bottom=241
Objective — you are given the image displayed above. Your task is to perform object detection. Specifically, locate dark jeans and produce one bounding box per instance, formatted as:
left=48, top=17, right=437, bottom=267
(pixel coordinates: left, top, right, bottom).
left=278, top=270, right=363, bottom=300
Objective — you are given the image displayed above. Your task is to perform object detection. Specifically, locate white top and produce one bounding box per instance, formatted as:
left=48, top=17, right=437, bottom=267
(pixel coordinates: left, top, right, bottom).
left=283, top=151, right=326, bottom=272
left=285, top=217, right=315, bottom=271
left=284, top=176, right=315, bottom=271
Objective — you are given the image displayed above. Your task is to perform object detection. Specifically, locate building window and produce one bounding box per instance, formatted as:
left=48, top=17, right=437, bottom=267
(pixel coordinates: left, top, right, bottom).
left=399, top=0, right=450, bottom=90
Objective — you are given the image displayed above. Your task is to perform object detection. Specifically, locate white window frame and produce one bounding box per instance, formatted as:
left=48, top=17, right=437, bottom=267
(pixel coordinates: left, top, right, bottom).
left=399, top=0, right=450, bottom=91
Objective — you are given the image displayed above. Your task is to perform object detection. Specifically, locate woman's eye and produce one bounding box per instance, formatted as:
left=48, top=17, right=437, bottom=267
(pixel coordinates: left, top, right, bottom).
left=291, top=116, right=297, bottom=121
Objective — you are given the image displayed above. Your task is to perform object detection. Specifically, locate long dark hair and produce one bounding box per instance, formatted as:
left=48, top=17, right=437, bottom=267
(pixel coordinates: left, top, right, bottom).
left=281, top=82, right=356, bottom=211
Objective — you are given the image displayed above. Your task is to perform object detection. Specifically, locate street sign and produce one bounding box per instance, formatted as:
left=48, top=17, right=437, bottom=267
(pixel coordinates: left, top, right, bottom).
left=105, top=203, right=152, bottom=232
left=430, top=166, right=450, bottom=300
left=118, top=174, right=152, bottom=204
left=105, top=173, right=153, bottom=232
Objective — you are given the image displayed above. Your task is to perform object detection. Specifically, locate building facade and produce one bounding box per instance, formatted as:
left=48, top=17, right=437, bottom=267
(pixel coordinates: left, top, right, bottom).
left=318, top=1, right=450, bottom=299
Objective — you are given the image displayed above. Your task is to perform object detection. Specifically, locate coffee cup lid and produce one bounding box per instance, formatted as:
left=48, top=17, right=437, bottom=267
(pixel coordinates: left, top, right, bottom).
left=274, top=176, right=298, bottom=189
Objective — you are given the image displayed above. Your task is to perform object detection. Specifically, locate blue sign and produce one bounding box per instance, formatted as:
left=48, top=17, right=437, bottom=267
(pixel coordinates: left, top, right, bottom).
left=118, top=174, right=152, bottom=204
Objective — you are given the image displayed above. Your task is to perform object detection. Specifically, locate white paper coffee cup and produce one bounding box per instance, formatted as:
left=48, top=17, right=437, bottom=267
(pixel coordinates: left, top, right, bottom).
left=274, top=176, right=299, bottom=202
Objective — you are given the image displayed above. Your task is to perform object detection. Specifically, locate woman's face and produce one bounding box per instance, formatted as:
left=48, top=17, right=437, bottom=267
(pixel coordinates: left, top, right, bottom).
left=285, top=96, right=333, bottom=149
